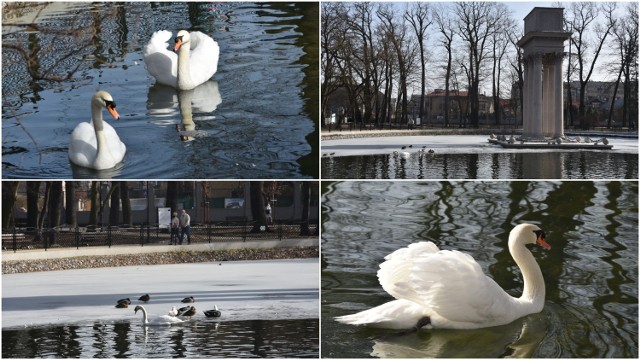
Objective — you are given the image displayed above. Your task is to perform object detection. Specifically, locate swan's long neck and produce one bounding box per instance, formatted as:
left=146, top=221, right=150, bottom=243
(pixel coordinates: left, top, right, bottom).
left=91, top=101, right=107, bottom=154
left=139, top=307, right=149, bottom=324
left=509, top=233, right=545, bottom=308
left=177, top=41, right=192, bottom=90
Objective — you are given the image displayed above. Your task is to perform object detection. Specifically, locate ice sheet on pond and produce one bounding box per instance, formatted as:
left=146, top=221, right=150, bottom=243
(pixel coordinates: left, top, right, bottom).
left=321, top=135, right=638, bottom=157
left=2, top=259, right=319, bottom=329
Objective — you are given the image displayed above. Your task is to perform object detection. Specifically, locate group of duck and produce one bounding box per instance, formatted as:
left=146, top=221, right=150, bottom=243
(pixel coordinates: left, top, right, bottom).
left=393, top=145, right=435, bottom=157
left=116, top=294, right=222, bottom=325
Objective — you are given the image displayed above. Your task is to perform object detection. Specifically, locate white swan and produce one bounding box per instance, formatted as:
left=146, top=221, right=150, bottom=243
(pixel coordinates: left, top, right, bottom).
left=336, top=223, right=550, bottom=330
left=143, top=30, right=219, bottom=90
left=68, top=91, right=126, bottom=170
left=135, top=305, right=183, bottom=326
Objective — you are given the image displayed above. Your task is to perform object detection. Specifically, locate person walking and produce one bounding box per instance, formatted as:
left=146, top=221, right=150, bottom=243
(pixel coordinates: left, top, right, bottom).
left=265, top=202, right=272, bottom=224
left=170, top=212, right=180, bottom=245
left=180, top=209, right=191, bottom=244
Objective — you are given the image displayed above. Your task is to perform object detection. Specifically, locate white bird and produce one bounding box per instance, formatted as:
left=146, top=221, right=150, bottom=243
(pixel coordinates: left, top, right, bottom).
left=335, top=223, right=550, bottom=330
left=68, top=91, right=126, bottom=170
left=168, top=306, right=178, bottom=317
left=135, top=305, right=183, bottom=326
left=143, top=30, right=219, bottom=90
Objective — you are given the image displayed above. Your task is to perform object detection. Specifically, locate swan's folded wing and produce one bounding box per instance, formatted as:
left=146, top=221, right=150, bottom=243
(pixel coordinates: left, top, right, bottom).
left=143, top=30, right=178, bottom=86
left=377, top=242, right=439, bottom=301
left=189, top=31, right=219, bottom=83
left=385, top=248, right=513, bottom=324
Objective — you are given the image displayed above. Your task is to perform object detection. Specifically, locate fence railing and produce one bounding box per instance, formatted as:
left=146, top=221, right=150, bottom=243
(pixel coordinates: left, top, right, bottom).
left=2, top=220, right=318, bottom=253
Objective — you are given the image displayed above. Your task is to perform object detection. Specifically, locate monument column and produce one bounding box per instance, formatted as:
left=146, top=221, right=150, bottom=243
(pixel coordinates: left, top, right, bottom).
left=523, top=59, right=530, bottom=134
left=517, top=7, right=571, bottom=140
left=543, top=59, right=553, bottom=136
left=531, top=53, right=543, bottom=139
left=553, top=53, right=564, bottom=138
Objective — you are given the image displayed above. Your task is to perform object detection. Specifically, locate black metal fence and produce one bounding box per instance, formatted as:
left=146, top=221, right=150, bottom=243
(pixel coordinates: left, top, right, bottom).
left=2, top=220, right=319, bottom=252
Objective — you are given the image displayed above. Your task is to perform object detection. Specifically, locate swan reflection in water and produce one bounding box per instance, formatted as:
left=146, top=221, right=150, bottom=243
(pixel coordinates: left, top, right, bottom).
left=147, top=80, right=222, bottom=142
left=368, top=312, right=547, bottom=358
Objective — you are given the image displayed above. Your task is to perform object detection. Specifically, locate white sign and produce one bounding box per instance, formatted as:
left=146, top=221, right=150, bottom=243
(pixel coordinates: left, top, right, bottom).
left=158, top=207, right=172, bottom=229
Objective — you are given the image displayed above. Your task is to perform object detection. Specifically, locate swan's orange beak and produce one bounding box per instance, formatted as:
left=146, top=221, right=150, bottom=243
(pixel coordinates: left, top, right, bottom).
left=174, top=38, right=183, bottom=52
left=536, top=233, right=551, bottom=250
left=106, top=104, right=120, bottom=120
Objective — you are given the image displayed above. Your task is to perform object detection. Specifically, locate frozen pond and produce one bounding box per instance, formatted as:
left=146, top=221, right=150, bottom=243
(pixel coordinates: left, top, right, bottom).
left=321, top=135, right=638, bottom=179
left=2, top=2, right=318, bottom=179
left=322, top=181, right=638, bottom=358
left=3, top=259, right=319, bottom=357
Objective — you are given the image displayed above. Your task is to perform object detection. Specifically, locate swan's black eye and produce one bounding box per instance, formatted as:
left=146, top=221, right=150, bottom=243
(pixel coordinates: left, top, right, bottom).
left=175, top=36, right=183, bottom=43
left=105, top=100, right=116, bottom=109
left=533, top=230, right=545, bottom=239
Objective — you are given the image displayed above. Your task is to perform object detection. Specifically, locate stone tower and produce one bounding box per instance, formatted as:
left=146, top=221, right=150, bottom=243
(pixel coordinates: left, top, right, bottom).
left=517, top=8, right=571, bottom=140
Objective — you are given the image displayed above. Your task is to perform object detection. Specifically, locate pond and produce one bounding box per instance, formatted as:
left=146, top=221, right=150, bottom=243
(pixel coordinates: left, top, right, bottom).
left=2, top=319, right=319, bottom=358
left=321, top=181, right=638, bottom=358
left=2, top=2, right=318, bottom=179
left=321, top=151, right=639, bottom=179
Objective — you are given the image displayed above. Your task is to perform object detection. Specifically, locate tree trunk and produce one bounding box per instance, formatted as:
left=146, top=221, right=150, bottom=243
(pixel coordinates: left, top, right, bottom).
left=89, top=181, right=99, bottom=227
left=2, top=181, right=19, bottom=230
left=299, top=182, right=311, bottom=235
left=65, top=181, right=77, bottom=226
left=47, top=182, right=63, bottom=245
left=109, top=182, right=121, bottom=226
left=607, top=65, right=623, bottom=128
left=120, top=182, right=132, bottom=226
left=249, top=182, right=270, bottom=232
left=27, top=181, right=40, bottom=229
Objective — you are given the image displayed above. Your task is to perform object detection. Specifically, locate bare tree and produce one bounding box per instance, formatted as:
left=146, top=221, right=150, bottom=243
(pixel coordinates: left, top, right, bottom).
left=434, top=6, right=456, bottom=127
left=378, top=4, right=417, bottom=125
left=491, top=16, right=515, bottom=125
left=564, top=2, right=617, bottom=129
left=455, top=2, right=507, bottom=127
left=607, top=3, right=638, bottom=128
left=405, top=3, right=432, bottom=124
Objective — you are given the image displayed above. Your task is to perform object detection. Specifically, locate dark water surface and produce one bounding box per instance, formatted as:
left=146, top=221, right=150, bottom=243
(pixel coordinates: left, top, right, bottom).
left=2, top=319, right=318, bottom=358
left=321, top=152, right=638, bottom=179
left=2, top=2, right=318, bottom=179
left=321, top=181, right=638, bottom=358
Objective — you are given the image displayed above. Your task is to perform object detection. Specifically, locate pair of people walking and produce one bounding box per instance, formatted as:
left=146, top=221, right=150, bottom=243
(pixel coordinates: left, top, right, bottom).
left=170, top=209, right=191, bottom=245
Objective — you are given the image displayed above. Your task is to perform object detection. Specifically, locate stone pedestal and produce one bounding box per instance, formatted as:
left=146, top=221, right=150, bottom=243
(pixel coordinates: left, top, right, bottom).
left=517, top=8, right=571, bottom=140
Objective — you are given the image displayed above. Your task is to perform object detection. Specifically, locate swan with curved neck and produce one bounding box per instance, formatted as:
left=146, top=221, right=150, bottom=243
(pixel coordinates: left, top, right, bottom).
left=134, top=305, right=183, bottom=326
left=144, top=30, right=219, bottom=90
left=68, top=91, right=126, bottom=170
left=336, top=223, right=550, bottom=330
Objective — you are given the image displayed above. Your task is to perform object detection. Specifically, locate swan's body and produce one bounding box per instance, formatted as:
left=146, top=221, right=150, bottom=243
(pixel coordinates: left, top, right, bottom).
left=144, top=30, right=219, bottom=90
left=134, top=305, right=183, bottom=326
left=68, top=91, right=126, bottom=170
left=336, top=223, right=550, bottom=330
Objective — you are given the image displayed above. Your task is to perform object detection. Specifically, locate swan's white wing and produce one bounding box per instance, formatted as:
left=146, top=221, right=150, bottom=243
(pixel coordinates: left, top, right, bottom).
left=411, top=250, right=513, bottom=324
left=379, top=242, right=514, bottom=325
left=378, top=241, right=439, bottom=301
left=69, top=121, right=97, bottom=167
left=144, top=30, right=178, bottom=87
left=188, top=31, right=219, bottom=85
left=101, top=120, right=126, bottom=161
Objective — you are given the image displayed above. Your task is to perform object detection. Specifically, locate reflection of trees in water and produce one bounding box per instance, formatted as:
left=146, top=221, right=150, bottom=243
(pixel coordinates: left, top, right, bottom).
left=2, top=3, right=136, bottom=99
